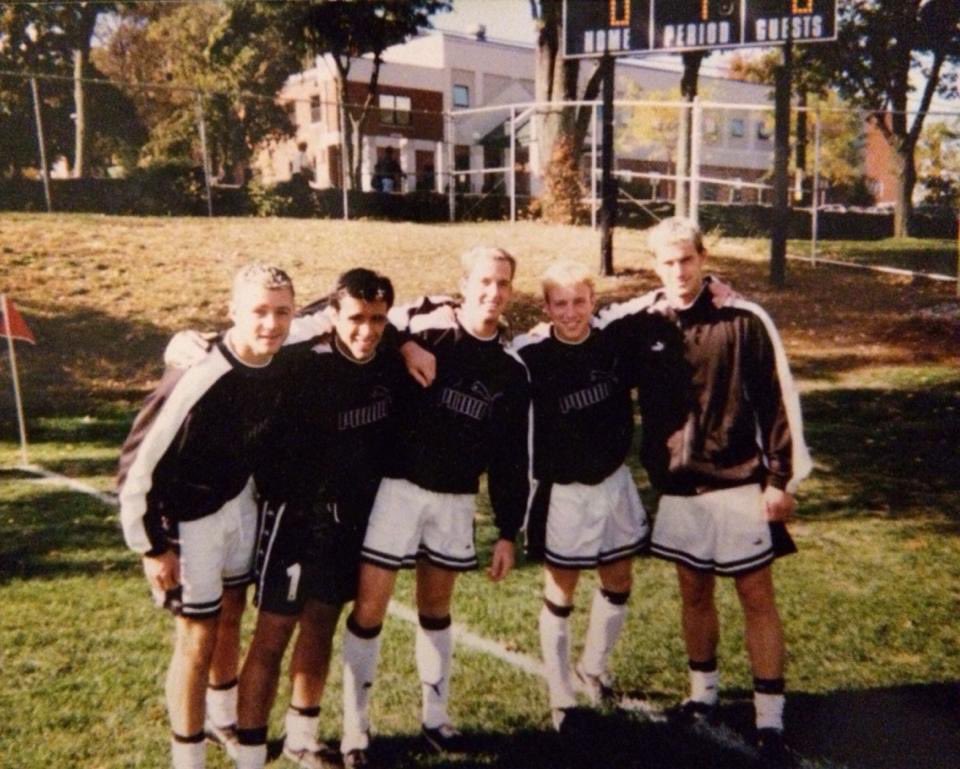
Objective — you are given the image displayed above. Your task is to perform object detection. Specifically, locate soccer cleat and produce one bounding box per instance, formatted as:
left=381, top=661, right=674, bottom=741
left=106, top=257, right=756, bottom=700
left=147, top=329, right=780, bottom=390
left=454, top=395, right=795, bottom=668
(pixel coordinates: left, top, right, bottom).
left=283, top=739, right=343, bottom=769
left=421, top=723, right=467, bottom=754
left=668, top=698, right=719, bottom=726
left=757, top=728, right=794, bottom=769
left=342, top=748, right=369, bottom=768
left=573, top=662, right=618, bottom=707
left=203, top=718, right=239, bottom=759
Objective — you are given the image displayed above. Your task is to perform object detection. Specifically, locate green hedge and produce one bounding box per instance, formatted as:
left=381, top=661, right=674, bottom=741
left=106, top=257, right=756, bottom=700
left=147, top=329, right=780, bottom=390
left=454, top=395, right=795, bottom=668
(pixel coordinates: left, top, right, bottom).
left=0, top=172, right=953, bottom=238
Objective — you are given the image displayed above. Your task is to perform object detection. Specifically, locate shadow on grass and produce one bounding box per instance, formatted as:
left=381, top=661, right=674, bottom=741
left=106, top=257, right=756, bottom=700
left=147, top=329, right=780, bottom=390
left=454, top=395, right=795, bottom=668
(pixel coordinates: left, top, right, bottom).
left=800, top=382, right=960, bottom=521
left=758, top=682, right=959, bottom=769
left=0, top=487, right=130, bottom=583
left=282, top=708, right=767, bottom=769
left=0, top=305, right=170, bottom=420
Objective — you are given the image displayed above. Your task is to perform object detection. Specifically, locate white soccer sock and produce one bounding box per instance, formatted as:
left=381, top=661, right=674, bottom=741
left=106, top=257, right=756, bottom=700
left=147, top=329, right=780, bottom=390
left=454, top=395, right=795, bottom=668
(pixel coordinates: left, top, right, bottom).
left=538, top=604, right=577, bottom=710
left=578, top=589, right=627, bottom=678
left=689, top=668, right=720, bottom=705
left=342, top=625, right=381, bottom=753
left=754, top=692, right=785, bottom=731
left=205, top=682, right=237, bottom=728
left=416, top=622, right=453, bottom=728
left=234, top=742, right=267, bottom=769
left=284, top=708, right=320, bottom=751
left=170, top=738, right=205, bottom=769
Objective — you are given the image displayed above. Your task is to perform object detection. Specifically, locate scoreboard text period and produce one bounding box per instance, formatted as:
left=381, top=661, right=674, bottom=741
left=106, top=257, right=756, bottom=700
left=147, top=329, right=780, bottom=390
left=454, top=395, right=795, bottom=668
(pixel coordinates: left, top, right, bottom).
left=563, top=0, right=837, bottom=58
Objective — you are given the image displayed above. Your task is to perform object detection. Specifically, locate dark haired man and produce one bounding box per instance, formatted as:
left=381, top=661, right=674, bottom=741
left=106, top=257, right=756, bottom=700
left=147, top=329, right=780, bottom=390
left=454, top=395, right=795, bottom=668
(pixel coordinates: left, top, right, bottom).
left=232, top=269, right=406, bottom=769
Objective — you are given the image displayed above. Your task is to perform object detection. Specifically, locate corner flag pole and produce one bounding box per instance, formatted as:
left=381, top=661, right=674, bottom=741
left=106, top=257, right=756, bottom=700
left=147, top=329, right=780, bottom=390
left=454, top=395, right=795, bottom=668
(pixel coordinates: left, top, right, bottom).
left=2, top=294, right=30, bottom=466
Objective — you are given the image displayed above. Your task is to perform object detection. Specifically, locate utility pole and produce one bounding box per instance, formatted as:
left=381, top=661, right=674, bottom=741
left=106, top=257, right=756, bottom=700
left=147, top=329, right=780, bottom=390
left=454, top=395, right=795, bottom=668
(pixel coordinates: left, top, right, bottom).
left=600, top=53, right=616, bottom=277
left=770, top=39, right=792, bottom=288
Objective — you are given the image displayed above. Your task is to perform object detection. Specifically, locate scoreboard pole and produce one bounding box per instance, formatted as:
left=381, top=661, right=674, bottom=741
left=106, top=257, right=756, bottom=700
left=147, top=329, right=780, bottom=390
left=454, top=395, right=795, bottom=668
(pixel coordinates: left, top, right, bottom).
left=600, top=53, right=616, bottom=277
left=771, top=38, right=792, bottom=289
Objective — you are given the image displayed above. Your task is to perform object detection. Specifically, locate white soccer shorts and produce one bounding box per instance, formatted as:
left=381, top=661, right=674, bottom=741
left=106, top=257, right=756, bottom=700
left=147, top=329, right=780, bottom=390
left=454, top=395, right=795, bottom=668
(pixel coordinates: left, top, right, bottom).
left=156, top=479, right=257, bottom=618
left=360, top=477, right=478, bottom=571
left=651, top=483, right=776, bottom=576
left=544, top=464, right=649, bottom=569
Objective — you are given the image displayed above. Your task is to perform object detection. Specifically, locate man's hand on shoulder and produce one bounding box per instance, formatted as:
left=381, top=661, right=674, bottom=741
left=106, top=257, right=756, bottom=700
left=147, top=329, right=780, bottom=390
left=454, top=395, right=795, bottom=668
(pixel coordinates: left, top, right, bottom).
left=164, top=330, right=216, bottom=369
left=707, top=277, right=738, bottom=309
left=762, top=486, right=795, bottom=522
left=487, top=538, right=515, bottom=582
left=401, top=340, right=436, bottom=388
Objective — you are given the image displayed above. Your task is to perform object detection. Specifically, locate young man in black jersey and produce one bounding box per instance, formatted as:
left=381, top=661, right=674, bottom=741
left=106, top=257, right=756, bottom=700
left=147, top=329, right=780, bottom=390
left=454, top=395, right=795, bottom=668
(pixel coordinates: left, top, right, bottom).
left=232, top=269, right=404, bottom=769
left=600, top=218, right=811, bottom=767
left=118, top=264, right=295, bottom=769
left=513, top=261, right=649, bottom=731
left=338, top=247, right=530, bottom=768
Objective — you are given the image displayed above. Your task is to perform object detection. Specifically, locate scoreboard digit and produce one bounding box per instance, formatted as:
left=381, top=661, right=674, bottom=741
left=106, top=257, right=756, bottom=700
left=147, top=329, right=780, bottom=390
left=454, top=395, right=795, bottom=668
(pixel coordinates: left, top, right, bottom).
left=652, top=0, right=741, bottom=51
left=563, top=0, right=653, bottom=57
left=743, top=0, right=837, bottom=45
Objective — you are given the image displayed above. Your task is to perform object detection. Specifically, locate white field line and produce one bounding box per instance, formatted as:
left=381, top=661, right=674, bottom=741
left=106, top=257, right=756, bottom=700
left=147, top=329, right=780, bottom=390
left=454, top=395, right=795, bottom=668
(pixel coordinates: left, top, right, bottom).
left=17, top=463, right=846, bottom=769
left=790, top=253, right=956, bottom=283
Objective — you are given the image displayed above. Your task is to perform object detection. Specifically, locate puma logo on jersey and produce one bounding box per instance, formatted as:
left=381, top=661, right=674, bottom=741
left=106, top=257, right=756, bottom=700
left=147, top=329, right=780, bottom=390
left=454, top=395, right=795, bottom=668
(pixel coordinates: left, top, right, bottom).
left=651, top=341, right=665, bottom=352
left=338, top=387, right=392, bottom=430
left=440, top=380, right=502, bottom=421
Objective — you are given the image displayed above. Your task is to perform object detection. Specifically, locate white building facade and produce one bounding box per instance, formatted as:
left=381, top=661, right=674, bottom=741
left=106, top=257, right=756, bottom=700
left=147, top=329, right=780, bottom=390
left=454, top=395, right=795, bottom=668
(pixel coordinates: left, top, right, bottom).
left=256, top=29, right=775, bottom=200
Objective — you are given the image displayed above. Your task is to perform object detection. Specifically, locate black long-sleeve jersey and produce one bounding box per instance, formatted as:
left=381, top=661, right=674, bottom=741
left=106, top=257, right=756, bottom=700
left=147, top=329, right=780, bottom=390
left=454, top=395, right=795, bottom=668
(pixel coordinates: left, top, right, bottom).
left=388, top=296, right=531, bottom=541
left=256, top=333, right=407, bottom=527
left=117, top=338, right=297, bottom=556
left=598, top=277, right=812, bottom=495
left=511, top=327, right=634, bottom=486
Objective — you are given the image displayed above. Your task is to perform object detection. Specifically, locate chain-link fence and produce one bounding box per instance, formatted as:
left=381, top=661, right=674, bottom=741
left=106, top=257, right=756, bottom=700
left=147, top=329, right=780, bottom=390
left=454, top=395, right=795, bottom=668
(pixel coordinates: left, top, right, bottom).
left=2, top=68, right=958, bottom=275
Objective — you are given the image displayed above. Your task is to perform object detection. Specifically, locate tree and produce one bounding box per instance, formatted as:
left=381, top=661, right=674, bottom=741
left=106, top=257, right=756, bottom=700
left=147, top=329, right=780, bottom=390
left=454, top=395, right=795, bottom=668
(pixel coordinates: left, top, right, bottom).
left=95, top=2, right=301, bottom=178
left=821, top=0, right=960, bottom=236
left=0, top=4, right=75, bottom=177
left=916, top=118, right=960, bottom=207
left=212, top=1, right=448, bottom=190
left=530, top=0, right=610, bottom=222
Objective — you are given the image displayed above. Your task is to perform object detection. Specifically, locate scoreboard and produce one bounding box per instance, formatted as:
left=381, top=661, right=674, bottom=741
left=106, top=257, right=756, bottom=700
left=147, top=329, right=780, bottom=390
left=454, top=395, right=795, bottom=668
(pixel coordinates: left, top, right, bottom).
left=563, top=0, right=837, bottom=58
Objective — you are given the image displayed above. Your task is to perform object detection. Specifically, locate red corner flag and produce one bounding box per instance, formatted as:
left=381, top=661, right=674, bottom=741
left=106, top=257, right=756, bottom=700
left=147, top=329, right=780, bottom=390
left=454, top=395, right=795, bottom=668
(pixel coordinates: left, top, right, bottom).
left=0, top=295, right=36, bottom=344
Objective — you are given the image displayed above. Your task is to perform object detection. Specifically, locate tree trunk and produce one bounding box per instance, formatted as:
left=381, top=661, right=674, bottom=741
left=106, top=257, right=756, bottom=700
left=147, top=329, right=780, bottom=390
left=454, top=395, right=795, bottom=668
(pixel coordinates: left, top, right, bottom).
left=73, top=48, right=86, bottom=178
left=892, top=141, right=915, bottom=238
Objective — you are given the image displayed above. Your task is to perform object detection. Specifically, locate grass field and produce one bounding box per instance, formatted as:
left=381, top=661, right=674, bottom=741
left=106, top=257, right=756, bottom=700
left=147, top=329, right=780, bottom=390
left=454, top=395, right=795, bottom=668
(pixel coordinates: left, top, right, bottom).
left=1, top=213, right=959, bottom=768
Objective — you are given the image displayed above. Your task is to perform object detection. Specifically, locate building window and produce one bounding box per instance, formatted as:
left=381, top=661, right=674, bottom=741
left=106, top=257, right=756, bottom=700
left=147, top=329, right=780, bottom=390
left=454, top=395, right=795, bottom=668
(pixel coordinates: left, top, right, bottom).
left=285, top=100, right=298, bottom=126
left=453, top=84, right=470, bottom=108
left=730, top=118, right=745, bottom=138
left=756, top=119, right=772, bottom=141
left=380, top=94, right=412, bottom=126
left=310, top=95, right=322, bottom=124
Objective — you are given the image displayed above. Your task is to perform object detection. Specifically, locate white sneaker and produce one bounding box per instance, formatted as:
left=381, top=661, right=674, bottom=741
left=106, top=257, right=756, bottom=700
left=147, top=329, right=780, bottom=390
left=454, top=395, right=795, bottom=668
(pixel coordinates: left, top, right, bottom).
left=203, top=717, right=239, bottom=759
left=574, top=662, right=618, bottom=706
left=282, top=738, right=341, bottom=769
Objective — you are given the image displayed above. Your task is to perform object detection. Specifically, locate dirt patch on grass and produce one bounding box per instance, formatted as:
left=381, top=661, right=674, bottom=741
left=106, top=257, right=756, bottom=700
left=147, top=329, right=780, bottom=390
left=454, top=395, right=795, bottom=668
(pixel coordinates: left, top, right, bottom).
left=2, top=213, right=957, bottom=416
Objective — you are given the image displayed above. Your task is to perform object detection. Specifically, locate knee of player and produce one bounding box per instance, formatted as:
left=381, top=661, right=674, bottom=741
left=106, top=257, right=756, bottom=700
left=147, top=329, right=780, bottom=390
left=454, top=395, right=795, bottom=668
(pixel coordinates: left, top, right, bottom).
left=174, top=616, right=219, bottom=662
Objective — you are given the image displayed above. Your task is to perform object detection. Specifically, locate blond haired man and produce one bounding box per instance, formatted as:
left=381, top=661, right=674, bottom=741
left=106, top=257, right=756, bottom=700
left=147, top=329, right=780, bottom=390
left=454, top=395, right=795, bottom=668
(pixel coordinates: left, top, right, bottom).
left=118, top=264, right=296, bottom=769
left=513, top=260, right=650, bottom=730
left=600, top=218, right=811, bottom=767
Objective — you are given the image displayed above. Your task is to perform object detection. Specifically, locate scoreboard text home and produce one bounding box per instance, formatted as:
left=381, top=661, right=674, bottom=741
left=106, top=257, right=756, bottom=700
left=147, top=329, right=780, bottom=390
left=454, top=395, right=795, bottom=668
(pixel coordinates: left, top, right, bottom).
left=563, top=0, right=837, bottom=58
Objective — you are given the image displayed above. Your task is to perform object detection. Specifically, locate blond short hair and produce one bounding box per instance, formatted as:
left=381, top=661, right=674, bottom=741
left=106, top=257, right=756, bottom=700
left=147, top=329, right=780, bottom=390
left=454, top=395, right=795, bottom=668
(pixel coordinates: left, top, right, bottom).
left=646, top=216, right=705, bottom=258
left=541, top=259, right=594, bottom=301
left=459, top=246, right=517, bottom=280
left=232, top=263, right=295, bottom=300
